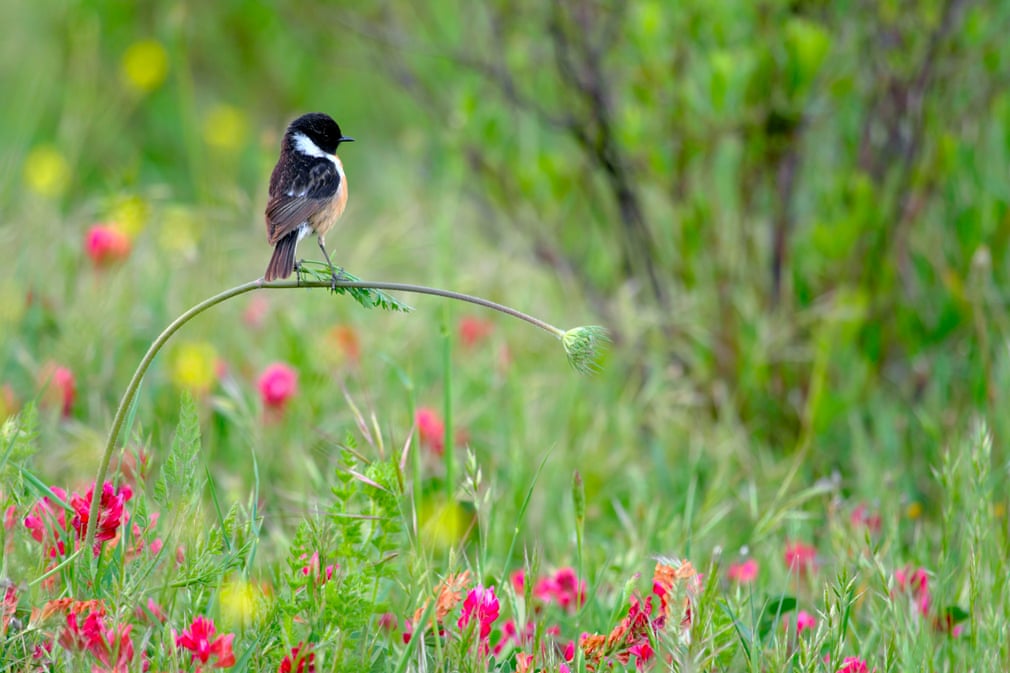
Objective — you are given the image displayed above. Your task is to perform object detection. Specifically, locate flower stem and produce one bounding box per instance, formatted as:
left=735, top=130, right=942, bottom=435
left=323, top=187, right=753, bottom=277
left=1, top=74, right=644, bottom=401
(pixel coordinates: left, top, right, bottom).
left=84, top=277, right=573, bottom=554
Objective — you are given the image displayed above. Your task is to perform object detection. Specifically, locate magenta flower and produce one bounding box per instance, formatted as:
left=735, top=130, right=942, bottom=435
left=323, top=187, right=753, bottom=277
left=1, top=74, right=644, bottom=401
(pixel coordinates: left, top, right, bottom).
left=727, top=558, right=758, bottom=584
left=796, top=610, right=816, bottom=634
left=628, top=640, right=654, bottom=671
left=534, top=567, right=586, bottom=612
left=458, top=585, right=500, bottom=653
left=894, top=566, right=931, bottom=616
left=175, top=615, right=236, bottom=668
left=85, top=224, right=131, bottom=267
left=836, top=656, right=869, bottom=673
left=258, top=363, right=298, bottom=410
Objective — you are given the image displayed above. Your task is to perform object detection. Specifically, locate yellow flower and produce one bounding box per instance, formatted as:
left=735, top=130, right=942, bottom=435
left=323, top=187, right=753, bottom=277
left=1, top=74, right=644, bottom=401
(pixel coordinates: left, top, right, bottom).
left=203, top=104, right=248, bottom=151
left=218, top=579, right=263, bottom=630
left=418, top=494, right=472, bottom=552
left=121, top=39, right=169, bottom=93
left=169, top=341, right=218, bottom=394
left=24, top=145, right=70, bottom=198
left=107, top=194, right=149, bottom=239
left=158, top=206, right=199, bottom=260
left=905, top=501, right=923, bottom=520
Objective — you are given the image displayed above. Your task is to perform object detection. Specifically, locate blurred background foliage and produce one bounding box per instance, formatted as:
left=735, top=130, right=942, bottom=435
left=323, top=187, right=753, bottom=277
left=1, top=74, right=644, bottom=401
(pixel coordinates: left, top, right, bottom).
left=2, top=0, right=1009, bottom=550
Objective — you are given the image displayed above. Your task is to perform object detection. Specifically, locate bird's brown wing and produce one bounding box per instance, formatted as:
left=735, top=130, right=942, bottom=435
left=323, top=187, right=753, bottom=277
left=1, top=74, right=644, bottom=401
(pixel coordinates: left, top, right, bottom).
left=265, top=160, right=342, bottom=244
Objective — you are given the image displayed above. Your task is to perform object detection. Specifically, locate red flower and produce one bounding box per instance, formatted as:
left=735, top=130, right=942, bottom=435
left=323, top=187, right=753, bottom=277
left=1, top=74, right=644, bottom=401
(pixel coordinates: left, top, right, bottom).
left=175, top=615, right=236, bottom=668
left=69, top=482, right=133, bottom=556
left=534, top=567, right=586, bottom=612
left=258, top=363, right=298, bottom=410
left=278, top=642, right=315, bottom=673
left=57, top=607, right=135, bottom=673
left=727, top=559, right=758, bottom=584
left=784, top=541, right=817, bottom=575
left=836, top=656, right=869, bottom=673
left=85, top=224, right=131, bottom=267
left=458, top=585, right=500, bottom=652
left=458, top=316, right=493, bottom=348
left=415, top=407, right=445, bottom=456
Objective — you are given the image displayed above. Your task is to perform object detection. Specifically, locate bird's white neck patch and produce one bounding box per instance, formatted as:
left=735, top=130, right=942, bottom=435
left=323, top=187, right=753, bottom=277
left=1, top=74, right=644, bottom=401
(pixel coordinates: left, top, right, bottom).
left=293, top=132, right=325, bottom=158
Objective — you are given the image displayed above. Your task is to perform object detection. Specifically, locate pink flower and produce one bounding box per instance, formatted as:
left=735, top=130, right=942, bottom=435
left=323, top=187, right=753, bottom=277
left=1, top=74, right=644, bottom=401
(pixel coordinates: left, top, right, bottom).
left=299, top=551, right=336, bottom=585
left=727, top=559, right=758, bottom=584
left=24, top=486, right=71, bottom=558
left=415, top=407, right=445, bottom=456
left=39, top=363, right=76, bottom=418
left=278, top=642, right=315, bottom=673
left=85, top=224, right=131, bottom=267
left=784, top=541, right=817, bottom=575
left=258, top=363, right=298, bottom=410
left=135, top=598, right=167, bottom=624
left=377, top=612, right=398, bottom=632
left=458, top=585, right=500, bottom=653
left=836, top=656, right=868, bottom=673
left=243, top=295, right=270, bottom=329
left=458, top=316, right=493, bottom=348
left=850, top=504, right=881, bottom=534
left=510, top=569, right=525, bottom=593
left=175, top=615, right=236, bottom=668
left=533, top=567, right=586, bottom=612
left=796, top=610, right=816, bottom=634
left=894, top=566, right=931, bottom=617
left=2, top=583, right=17, bottom=637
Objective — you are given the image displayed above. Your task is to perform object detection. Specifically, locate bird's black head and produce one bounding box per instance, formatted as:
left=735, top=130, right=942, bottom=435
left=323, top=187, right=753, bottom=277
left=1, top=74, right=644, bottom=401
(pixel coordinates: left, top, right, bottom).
left=287, top=112, right=354, bottom=155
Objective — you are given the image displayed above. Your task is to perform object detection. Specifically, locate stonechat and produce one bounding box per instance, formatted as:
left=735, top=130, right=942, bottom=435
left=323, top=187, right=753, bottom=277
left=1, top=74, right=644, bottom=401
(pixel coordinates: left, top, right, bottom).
left=263, top=112, right=354, bottom=283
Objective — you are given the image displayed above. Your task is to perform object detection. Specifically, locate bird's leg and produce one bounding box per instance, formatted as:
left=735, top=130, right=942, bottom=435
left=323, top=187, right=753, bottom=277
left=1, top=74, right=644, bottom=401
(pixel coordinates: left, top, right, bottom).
left=317, top=236, right=345, bottom=291
left=294, top=260, right=305, bottom=287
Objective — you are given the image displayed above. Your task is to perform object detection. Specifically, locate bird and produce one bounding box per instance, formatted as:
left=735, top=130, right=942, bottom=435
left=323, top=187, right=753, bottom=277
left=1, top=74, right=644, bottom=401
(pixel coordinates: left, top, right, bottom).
left=263, top=112, right=354, bottom=284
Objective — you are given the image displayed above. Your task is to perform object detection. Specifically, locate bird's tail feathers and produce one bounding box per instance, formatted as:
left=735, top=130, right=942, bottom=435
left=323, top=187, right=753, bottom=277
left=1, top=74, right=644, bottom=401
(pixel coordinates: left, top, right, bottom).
left=264, top=231, right=298, bottom=281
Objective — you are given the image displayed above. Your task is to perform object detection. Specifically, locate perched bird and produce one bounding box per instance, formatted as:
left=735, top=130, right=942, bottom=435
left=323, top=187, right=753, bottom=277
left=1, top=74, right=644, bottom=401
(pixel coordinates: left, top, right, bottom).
left=263, top=112, right=354, bottom=283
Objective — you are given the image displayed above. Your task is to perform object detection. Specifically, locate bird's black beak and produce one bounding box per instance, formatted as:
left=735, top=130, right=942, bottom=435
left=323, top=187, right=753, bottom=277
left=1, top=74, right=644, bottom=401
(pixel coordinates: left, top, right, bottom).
left=339, top=136, right=355, bottom=143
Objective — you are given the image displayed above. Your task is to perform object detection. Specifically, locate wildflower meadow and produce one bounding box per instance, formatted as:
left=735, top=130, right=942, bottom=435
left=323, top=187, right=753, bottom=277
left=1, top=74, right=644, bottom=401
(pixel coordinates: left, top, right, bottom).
left=2, top=2, right=1010, bottom=672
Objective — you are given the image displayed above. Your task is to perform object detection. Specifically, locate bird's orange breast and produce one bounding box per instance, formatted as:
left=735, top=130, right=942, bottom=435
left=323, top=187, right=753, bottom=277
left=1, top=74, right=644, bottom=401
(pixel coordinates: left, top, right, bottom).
left=309, top=156, right=348, bottom=236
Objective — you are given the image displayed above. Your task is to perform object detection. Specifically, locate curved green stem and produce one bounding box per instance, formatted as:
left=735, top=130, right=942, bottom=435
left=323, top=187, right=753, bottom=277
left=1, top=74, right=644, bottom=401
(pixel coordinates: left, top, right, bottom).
left=84, top=277, right=571, bottom=553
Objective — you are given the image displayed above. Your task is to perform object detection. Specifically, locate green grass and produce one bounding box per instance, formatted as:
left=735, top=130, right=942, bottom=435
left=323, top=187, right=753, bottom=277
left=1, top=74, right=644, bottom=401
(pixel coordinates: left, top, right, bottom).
left=1, top=1, right=1009, bottom=671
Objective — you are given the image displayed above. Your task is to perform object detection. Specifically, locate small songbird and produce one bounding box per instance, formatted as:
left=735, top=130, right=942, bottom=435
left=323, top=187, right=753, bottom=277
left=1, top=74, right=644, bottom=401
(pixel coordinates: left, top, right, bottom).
left=263, top=112, right=354, bottom=283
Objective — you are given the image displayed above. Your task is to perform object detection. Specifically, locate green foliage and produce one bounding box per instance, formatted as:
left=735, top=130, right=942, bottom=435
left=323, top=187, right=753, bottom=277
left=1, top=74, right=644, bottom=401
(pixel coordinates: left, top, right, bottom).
left=1, top=0, right=1009, bottom=670
left=0, top=404, right=39, bottom=491
left=153, top=392, right=204, bottom=511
